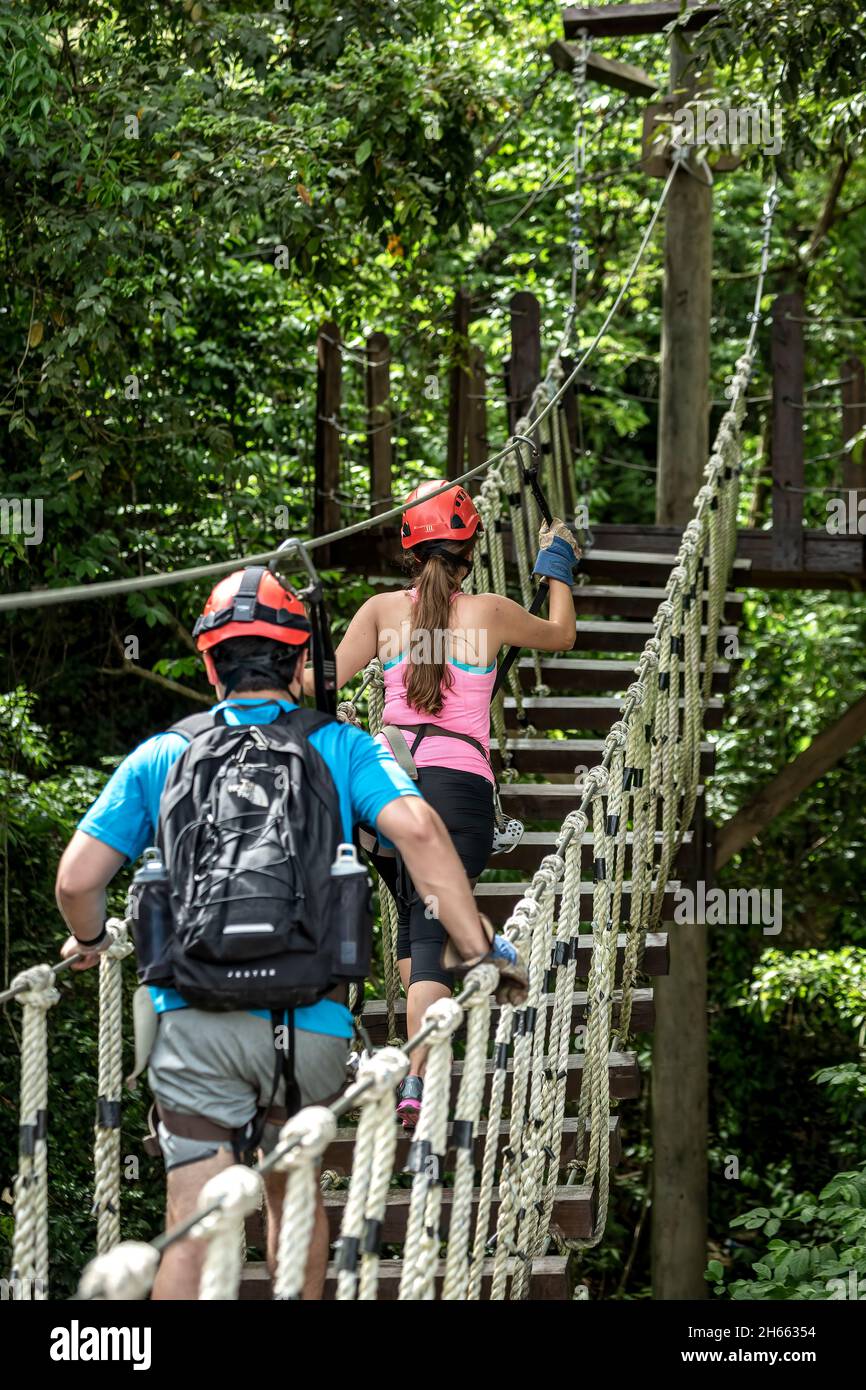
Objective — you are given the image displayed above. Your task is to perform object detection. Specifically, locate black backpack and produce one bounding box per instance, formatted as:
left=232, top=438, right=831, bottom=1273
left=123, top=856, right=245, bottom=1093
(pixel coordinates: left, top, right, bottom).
left=156, top=705, right=345, bottom=1011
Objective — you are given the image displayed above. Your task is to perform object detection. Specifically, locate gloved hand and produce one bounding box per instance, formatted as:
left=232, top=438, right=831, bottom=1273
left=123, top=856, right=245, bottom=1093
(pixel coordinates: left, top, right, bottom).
left=533, top=517, right=581, bottom=585
left=442, top=915, right=529, bottom=1006
left=491, top=932, right=518, bottom=965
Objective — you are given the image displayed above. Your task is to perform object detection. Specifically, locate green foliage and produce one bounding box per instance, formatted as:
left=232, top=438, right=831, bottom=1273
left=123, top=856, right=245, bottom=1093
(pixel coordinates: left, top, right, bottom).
left=707, top=1165, right=866, bottom=1300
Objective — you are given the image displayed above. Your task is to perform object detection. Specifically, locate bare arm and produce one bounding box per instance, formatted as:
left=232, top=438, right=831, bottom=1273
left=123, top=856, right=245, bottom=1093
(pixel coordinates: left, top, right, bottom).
left=375, top=797, right=490, bottom=961
left=483, top=580, right=575, bottom=654
left=56, top=831, right=126, bottom=969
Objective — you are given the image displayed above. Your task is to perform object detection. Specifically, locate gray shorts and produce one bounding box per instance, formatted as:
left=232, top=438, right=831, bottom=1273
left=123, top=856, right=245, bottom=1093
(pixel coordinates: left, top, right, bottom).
left=148, top=1008, right=349, bottom=1170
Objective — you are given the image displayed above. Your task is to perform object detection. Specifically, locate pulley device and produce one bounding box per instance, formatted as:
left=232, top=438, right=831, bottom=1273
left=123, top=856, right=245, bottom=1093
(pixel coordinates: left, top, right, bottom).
left=268, top=538, right=337, bottom=716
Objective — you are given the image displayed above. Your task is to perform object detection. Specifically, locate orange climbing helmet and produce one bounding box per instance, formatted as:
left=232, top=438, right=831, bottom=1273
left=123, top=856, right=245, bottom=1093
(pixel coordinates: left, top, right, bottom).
left=193, top=566, right=311, bottom=652
left=400, top=480, right=482, bottom=551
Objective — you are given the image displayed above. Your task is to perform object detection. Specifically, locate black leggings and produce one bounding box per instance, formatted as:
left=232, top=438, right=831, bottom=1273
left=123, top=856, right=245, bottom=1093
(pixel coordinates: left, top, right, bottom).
left=372, top=766, right=495, bottom=988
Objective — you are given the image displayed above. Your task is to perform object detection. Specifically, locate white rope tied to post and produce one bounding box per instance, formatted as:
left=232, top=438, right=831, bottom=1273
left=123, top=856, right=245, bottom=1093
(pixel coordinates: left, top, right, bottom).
left=491, top=856, right=561, bottom=1299
left=193, top=1165, right=263, bottom=1301
left=272, top=1106, right=338, bottom=1300
left=441, top=962, right=500, bottom=1301
left=334, top=1047, right=408, bottom=1302
left=93, top=917, right=134, bottom=1255
left=76, top=1239, right=161, bottom=1301
left=354, top=1048, right=410, bottom=1301
left=10, top=962, right=60, bottom=1300
left=398, top=996, right=463, bottom=1301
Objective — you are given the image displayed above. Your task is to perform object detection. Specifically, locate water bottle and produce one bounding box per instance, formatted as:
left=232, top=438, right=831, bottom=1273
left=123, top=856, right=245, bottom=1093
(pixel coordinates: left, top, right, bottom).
left=329, top=843, right=373, bottom=983
left=127, top=847, right=175, bottom=986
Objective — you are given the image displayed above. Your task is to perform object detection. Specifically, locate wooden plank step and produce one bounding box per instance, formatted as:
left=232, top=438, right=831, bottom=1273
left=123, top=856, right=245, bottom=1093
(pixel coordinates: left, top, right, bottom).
left=323, top=1115, right=622, bottom=1175
left=322, top=1181, right=596, bottom=1243
left=500, top=778, right=706, bottom=817
left=489, top=828, right=695, bottom=871
left=240, top=1255, right=571, bottom=1301
left=579, top=548, right=750, bottom=585
left=492, top=735, right=714, bottom=775
left=563, top=4, right=722, bottom=40
left=571, top=585, right=745, bottom=621
left=571, top=619, right=739, bottom=655
left=447, top=1050, right=638, bottom=1108
left=359, top=988, right=654, bottom=1047
left=517, top=656, right=731, bottom=694
left=503, top=695, right=725, bottom=732
left=477, top=877, right=679, bottom=933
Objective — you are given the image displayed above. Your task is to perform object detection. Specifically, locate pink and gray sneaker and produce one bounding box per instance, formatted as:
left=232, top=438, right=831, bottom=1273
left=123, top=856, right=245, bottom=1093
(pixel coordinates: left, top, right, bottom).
left=396, top=1076, right=424, bottom=1132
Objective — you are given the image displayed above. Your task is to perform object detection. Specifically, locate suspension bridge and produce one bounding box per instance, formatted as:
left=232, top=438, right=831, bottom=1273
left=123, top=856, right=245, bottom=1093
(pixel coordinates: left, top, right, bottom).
left=2, top=2, right=856, bottom=1303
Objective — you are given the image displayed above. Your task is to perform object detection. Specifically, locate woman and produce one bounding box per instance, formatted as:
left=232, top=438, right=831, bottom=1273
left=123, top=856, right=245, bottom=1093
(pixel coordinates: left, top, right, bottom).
left=326, top=480, right=580, bottom=1128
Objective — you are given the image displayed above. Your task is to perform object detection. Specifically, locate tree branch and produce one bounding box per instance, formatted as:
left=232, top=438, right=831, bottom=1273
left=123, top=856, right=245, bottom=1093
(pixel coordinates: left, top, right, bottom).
left=715, top=691, right=866, bottom=869
left=102, top=642, right=211, bottom=706
left=802, top=155, right=854, bottom=266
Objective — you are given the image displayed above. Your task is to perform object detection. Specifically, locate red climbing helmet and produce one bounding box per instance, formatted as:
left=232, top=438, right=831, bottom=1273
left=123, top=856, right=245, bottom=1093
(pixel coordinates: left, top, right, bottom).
left=193, top=566, right=311, bottom=652
left=400, top=480, right=482, bottom=551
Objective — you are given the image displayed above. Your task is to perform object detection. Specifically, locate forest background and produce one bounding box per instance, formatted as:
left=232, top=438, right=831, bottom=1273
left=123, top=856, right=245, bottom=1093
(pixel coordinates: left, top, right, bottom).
left=1, top=0, right=865, bottom=1299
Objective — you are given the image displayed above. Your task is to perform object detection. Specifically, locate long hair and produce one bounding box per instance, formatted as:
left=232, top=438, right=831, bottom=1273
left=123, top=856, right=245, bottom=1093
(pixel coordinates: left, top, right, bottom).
left=404, top=538, right=475, bottom=715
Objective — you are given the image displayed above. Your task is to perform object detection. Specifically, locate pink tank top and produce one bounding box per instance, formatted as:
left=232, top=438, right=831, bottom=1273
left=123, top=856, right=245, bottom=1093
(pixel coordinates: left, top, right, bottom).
left=378, top=592, right=496, bottom=784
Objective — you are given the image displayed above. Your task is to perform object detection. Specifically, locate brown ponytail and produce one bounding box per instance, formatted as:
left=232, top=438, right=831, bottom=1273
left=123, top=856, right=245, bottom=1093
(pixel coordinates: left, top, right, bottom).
left=404, top=540, right=475, bottom=715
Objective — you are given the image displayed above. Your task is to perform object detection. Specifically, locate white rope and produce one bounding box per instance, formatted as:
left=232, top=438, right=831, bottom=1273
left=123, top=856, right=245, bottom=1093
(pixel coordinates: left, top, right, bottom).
left=93, top=918, right=135, bottom=1254
left=335, top=1047, right=409, bottom=1301
left=272, top=1106, right=338, bottom=1300
left=10, top=963, right=60, bottom=1299
left=398, top=997, right=463, bottom=1300
left=194, top=1165, right=264, bottom=1301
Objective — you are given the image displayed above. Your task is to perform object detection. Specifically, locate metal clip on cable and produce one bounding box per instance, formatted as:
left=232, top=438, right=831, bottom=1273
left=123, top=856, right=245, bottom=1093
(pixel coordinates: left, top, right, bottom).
left=269, top=538, right=337, bottom=716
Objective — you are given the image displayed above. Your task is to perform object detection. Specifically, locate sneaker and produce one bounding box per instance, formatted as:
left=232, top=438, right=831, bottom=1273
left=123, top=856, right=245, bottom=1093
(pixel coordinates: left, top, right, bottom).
left=396, top=1075, right=424, bottom=1132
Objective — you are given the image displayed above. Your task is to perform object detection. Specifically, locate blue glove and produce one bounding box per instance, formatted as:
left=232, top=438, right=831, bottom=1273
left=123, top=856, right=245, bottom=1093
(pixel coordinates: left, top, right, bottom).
left=491, top=933, right=518, bottom=965
left=532, top=518, right=581, bottom=585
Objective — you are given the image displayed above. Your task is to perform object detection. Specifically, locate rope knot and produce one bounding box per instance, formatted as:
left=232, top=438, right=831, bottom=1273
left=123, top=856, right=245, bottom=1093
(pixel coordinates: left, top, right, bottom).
left=463, top=961, right=501, bottom=1000
left=653, top=599, right=674, bottom=627
left=193, top=1165, right=263, bottom=1236
left=104, top=917, right=135, bottom=962
left=608, top=720, right=628, bottom=750
left=11, top=963, right=60, bottom=1011
left=423, top=995, right=463, bottom=1041
left=539, top=853, right=565, bottom=885
left=76, top=1240, right=161, bottom=1302
left=275, top=1106, right=338, bottom=1169
left=337, top=700, right=361, bottom=726
left=358, top=1046, right=409, bottom=1101
left=584, top=765, right=608, bottom=798
left=562, top=808, right=588, bottom=840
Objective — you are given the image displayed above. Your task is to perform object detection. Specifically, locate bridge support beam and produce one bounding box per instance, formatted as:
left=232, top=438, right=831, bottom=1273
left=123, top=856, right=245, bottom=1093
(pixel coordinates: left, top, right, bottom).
left=652, top=24, right=712, bottom=1300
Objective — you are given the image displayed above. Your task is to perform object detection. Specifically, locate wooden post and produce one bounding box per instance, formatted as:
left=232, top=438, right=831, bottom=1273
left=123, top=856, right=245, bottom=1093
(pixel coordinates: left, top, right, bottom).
left=508, top=291, right=542, bottom=431
left=655, top=36, right=712, bottom=524
left=841, top=355, right=866, bottom=494
left=366, top=331, right=392, bottom=516
left=466, top=347, right=489, bottom=477
left=314, top=320, right=341, bottom=557
left=651, top=23, right=712, bottom=1304
left=446, top=289, right=471, bottom=479
left=770, top=292, right=805, bottom=571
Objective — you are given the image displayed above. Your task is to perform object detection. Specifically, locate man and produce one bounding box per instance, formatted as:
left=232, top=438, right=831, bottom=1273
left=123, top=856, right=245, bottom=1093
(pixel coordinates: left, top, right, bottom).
left=56, top=566, right=515, bottom=1299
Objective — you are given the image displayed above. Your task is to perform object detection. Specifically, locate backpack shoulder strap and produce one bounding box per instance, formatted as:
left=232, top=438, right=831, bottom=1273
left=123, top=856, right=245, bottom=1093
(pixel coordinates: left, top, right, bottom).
left=166, top=711, right=219, bottom=742
left=281, top=707, right=337, bottom=741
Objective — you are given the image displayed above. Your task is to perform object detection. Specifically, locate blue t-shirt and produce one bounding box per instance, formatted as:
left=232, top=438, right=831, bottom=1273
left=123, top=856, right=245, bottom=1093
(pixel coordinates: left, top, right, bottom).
left=78, top=697, right=420, bottom=1037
